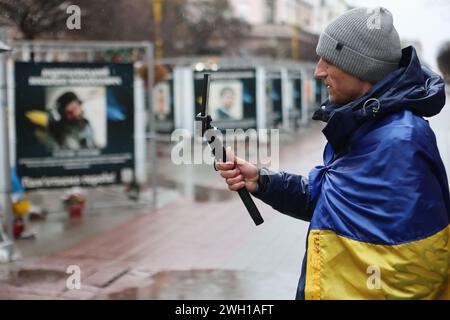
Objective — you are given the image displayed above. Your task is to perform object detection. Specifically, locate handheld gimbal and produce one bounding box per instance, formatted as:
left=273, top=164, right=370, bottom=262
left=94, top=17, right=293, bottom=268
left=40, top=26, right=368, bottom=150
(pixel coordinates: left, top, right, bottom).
left=196, top=73, right=264, bottom=226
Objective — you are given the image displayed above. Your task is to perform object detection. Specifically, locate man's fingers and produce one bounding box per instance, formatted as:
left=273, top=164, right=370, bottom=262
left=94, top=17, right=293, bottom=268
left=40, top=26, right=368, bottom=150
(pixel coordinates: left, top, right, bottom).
left=228, top=181, right=245, bottom=191
left=215, top=161, right=235, bottom=171
left=225, top=175, right=244, bottom=186
left=220, top=168, right=240, bottom=179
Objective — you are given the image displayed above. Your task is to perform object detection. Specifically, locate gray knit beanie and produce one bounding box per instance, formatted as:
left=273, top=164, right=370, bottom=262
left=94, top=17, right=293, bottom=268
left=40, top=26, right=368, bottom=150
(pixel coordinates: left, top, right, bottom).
left=316, top=7, right=402, bottom=83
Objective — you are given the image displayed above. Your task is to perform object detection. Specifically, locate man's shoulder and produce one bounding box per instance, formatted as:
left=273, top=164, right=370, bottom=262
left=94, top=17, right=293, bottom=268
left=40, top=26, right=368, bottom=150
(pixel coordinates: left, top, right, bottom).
left=368, top=110, right=433, bottom=145
left=348, top=110, right=437, bottom=158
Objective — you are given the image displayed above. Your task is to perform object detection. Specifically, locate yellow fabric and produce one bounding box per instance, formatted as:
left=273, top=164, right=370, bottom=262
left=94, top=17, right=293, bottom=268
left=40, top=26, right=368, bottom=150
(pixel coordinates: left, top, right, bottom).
left=12, top=200, right=31, bottom=216
left=25, top=111, right=49, bottom=128
left=305, top=226, right=450, bottom=300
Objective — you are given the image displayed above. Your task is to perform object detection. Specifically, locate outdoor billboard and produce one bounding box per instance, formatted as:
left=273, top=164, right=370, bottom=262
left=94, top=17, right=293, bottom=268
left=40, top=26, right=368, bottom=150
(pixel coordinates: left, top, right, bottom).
left=265, top=70, right=282, bottom=128
left=194, top=69, right=257, bottom=129
left=288, top=70, right=302, bottom=121
left=154, top=73, right=174, bottom=134
left=14, top=62, right=136, bottom=189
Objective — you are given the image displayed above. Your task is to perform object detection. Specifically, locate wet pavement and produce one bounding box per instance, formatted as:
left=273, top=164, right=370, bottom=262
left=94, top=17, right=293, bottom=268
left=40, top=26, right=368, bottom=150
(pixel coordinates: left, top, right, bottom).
left=0, top=195, right=312, bottom=299
left=95, top=270, right=298, bottom=300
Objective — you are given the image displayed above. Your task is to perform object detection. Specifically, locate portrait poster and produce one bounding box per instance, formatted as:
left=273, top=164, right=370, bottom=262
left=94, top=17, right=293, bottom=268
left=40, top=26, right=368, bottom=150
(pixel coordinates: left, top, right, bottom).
left=14, top=62, right=135, bottom=189
left=154, top=71, right=175, bottom=134
left=194, top=69, right=257, bottom=129
left=266, top=70, right=282, bottom=127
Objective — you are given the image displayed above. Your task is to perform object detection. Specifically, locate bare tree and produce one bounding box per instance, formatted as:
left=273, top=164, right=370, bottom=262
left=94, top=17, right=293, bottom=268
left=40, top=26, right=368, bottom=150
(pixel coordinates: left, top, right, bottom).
left=0, top=0, right=148, bottom=40
left=0, top=0, right=74, bottom=39
left=73, top=0, right=153, bottom=41
left=77, top=0, right=250, bottom=56
left=0, top=0, right=250, bottom=57
left=181, top=0, right=251, bottom=55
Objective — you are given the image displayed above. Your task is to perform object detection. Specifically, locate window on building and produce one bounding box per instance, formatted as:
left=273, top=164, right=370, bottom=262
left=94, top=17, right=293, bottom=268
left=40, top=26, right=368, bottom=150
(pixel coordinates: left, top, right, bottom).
left=265, top=0, right=275, bottom=23
left=237, top=0, right=251, bottom=20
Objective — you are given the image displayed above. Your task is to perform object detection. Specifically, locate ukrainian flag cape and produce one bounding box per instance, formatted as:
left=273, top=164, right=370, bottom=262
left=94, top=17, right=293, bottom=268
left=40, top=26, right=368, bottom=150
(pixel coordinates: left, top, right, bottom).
left=306, top=47, right=450, bottom=299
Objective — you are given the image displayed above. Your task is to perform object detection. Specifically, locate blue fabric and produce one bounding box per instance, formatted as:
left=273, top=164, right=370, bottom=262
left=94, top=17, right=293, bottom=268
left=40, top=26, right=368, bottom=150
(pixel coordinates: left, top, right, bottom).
left=254, top=168, right=311, bottom=222
left=309, top=110, right=450, bottom=244
left=253, top=46, right=450, bottom=299
left=11, top=167, right=24, bottom=195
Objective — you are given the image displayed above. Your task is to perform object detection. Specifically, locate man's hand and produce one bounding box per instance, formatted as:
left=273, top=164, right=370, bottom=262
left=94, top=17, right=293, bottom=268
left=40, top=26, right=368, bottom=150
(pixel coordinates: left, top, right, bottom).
left=215, top=147, right=259, bottom=193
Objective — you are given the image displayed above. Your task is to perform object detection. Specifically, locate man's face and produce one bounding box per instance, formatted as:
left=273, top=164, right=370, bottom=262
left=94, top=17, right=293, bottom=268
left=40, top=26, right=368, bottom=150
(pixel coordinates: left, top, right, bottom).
left=63, top=101, right=83, bottom=122
left=220, top=90, right=235, bottom=109
left=314, top=58, right=372, bottom=105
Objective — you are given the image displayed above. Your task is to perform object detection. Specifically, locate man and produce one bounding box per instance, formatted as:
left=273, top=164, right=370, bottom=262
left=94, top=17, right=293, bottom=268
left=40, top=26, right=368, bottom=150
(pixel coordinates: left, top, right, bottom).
left=217, top=7, right=450, bottom=299
left=49, top=91, right=97, bottom=150
left=215, top=86, right=236, bottom=120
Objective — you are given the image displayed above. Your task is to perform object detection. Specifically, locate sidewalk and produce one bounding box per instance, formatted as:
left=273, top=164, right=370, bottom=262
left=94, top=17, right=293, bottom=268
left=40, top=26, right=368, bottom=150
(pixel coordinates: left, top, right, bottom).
left=0, top=123, right=327, bottom=299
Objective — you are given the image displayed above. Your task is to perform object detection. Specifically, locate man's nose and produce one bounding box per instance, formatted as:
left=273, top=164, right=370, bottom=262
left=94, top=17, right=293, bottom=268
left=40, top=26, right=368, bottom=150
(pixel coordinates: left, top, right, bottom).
left=314, top=58, right=327, bottom=78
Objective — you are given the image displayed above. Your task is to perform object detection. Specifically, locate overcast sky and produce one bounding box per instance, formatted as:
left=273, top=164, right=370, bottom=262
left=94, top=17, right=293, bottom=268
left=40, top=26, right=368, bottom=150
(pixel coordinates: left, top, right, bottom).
left=345, top=0, right=450, bottom=73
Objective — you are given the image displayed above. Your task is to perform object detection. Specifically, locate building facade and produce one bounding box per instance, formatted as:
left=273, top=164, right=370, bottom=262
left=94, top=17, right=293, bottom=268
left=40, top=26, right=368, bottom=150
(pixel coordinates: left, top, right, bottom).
left=227, top=0, right=349, bottom=60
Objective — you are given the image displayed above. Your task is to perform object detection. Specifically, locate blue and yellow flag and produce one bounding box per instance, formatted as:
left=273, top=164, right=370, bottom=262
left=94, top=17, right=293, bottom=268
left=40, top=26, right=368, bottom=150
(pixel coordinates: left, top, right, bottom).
left=306, top=110, right=450, bottom=299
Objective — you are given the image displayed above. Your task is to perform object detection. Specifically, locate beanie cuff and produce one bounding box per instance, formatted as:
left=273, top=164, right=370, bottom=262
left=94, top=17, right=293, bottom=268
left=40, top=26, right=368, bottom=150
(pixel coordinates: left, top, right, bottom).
left=316, top=32, right=399, bottom=83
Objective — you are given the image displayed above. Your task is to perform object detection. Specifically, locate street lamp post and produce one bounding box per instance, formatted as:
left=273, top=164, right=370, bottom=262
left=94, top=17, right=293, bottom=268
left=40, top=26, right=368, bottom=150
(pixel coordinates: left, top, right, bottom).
left=0, top=38, right=15, bottom=263
left=152, top=0, right=163, bottom=60
left=291, top=26, right=300, bottom=61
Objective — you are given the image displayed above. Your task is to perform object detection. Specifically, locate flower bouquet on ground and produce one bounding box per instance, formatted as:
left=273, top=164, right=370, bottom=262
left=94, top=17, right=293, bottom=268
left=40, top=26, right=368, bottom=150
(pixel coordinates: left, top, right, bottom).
left=62, top=188, right=87, bottom=218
